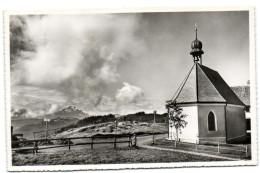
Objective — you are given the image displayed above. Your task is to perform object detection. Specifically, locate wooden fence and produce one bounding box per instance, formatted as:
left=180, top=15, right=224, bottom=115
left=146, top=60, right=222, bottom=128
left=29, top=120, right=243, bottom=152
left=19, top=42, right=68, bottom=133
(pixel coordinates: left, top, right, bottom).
left=12, top=133, right=168, bottom=153
left=12, top=134, right=139, bottom=153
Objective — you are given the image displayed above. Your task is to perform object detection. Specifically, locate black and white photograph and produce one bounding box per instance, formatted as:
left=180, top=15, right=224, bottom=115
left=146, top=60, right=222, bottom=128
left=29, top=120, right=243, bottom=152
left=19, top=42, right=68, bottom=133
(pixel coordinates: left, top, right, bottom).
left=4, top=8, right=256, bottom=171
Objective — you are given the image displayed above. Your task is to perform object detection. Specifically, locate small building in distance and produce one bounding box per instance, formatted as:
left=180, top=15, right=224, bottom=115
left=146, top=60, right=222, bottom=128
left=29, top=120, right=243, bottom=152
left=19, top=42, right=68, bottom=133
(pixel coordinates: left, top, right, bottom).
left=166, top=28, right=247, bottom=144
left=230, top=84, right=250, bottom=114
left=231, top=84, right=251, bottom=142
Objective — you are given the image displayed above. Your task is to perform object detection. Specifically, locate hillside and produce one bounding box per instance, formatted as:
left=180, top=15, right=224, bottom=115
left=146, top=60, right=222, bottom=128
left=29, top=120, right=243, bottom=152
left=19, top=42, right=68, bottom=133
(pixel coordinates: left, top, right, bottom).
left=13, top=111, right=168, bottom=140
left=119, top=112, right=168, bottom=123
left=56, top=112, right=168, bottom=134
left=13, top=117, right=79, bottom=139
left=53, top=121, right=168, bottom=139
left=51, top=112, right=168, bottom=139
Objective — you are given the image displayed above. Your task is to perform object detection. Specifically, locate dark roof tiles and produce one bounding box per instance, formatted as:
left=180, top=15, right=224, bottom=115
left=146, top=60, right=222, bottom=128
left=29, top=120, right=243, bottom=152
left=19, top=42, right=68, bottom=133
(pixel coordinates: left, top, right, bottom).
left=173, top=63, right=245, bottom=106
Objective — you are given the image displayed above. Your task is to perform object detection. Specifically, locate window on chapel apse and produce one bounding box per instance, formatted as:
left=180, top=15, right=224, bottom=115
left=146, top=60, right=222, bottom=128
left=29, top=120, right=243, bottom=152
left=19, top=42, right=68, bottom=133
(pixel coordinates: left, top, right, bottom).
left=208, top=111, right=216, bottom=131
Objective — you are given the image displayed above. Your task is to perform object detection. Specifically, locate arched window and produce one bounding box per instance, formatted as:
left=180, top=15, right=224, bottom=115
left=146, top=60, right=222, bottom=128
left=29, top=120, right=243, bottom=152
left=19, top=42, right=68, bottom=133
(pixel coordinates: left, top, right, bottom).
left=208, top=111, right=216, bottom=131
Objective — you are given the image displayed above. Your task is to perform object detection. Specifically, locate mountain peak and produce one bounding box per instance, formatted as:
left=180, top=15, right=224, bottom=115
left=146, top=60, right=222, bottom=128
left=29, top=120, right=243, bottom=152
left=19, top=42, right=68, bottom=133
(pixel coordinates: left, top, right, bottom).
left=54, top=105, right=88, bottom=119
left=60, top=105, right=80, bottom=113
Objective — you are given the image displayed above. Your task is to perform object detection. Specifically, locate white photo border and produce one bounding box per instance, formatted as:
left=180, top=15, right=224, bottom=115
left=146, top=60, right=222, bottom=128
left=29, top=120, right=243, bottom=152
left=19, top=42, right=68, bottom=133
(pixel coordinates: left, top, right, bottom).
left=4, top=6, right=257, bottom=171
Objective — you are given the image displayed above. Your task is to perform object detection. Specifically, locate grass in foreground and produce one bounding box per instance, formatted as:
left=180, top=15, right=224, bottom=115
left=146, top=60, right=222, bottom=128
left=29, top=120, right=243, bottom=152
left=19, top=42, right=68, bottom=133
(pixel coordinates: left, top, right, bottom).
left=12, top=147, right=226, bottom=166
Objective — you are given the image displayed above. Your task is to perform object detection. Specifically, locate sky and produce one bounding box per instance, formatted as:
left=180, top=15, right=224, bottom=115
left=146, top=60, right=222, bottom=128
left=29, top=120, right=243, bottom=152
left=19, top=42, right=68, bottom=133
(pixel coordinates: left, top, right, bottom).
left=10, top=11, right=249, bottom=117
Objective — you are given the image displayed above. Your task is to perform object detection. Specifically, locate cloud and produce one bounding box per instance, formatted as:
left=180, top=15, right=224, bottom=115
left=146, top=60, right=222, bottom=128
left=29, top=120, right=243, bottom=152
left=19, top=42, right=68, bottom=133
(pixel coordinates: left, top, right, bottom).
left=10, top=14, right=146, bottom=102
left=10, top=14, right=163, bottom=115
left=113, top=83, right=168, bottom=114
left=95, top=96, right=117, bottom=113
left=11, top=85, right=68, bottom=117
left=11, top=107, right=27, bottom=118
left=115, top=82, right=144, bottom=104
left=9, top=15, right=168, bottom=115
left=9, top=16, right=35, bottom=65
left=11, top=107, right=42, bottom=118
left=47, top=104, right=58, bottom=114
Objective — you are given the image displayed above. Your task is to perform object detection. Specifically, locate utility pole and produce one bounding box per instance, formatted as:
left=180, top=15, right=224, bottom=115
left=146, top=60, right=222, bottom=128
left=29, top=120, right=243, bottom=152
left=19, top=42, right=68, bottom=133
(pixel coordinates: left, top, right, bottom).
left=152, top=110, right=157, bottom=145
left=114, top=120, right=118, bottom=148
left=153, top=110, right=157, bottom=123
left=44, top=118, right=50, bottom=139
left=115, top=120, right=118, bottom=135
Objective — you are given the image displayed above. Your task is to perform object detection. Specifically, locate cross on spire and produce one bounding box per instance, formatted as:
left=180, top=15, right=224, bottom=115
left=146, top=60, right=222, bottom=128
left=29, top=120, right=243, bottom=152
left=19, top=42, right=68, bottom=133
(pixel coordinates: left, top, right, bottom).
left=195, top=23, right=198, bottom=39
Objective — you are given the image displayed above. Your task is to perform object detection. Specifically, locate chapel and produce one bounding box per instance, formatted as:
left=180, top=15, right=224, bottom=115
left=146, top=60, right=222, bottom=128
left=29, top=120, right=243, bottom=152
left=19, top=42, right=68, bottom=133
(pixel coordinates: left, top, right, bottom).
left=166, top=28, right=247, bottom=144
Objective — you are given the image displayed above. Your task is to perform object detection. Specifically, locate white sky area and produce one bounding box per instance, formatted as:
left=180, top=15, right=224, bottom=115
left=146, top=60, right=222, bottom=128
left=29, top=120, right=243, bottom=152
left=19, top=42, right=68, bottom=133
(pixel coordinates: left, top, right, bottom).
left=10, top=12, right=249, bottom=116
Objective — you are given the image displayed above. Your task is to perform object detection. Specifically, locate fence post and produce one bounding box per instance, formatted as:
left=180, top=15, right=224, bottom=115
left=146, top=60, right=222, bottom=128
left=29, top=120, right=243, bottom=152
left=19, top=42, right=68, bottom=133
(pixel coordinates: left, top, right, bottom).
left=130, top=135, right=133, bottom=147
left=134, top=134, right=137, bottom=147
left=114, top=136, right=117, bottom=148
left=128, top=136, right=131, bottom=147
left=91, top=137, right=94, bottom=149
left=245, top=145, right=248, bottom=157
left=163, top=133, right=165, bottom=142
left=174, top=139, right=177, bottom=147
left=195, top=140, right=198, bottom=151
left=68, top=139, right=71, bottom=150
left=34, top=141, right=38, bottom=153
left=152, top=133, right=155, bottom=145
left=217, top=142, right=220, bottom=154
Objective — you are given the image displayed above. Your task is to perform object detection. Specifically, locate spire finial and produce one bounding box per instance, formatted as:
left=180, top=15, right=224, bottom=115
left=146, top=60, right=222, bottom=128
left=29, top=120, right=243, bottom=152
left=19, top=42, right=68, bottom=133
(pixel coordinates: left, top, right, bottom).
left=190, top=23, right=204, bottom=64
left=195, top=23, right=198, bottom=39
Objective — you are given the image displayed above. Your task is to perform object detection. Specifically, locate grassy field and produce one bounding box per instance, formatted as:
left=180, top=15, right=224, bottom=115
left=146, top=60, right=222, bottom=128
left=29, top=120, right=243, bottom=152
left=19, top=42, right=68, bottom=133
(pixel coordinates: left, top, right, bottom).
left=12, top=147, right=227, bottom=166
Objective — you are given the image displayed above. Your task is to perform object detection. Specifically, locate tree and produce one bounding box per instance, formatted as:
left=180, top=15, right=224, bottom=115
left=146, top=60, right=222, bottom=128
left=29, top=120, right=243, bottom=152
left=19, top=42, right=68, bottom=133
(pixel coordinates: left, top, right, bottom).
left=166, top=102, right=188, bottom=143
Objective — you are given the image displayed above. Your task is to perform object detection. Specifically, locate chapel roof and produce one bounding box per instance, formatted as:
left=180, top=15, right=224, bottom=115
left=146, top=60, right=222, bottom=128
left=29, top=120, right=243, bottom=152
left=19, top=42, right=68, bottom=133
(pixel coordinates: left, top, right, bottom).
left=171, top=63, right=245, bottom=106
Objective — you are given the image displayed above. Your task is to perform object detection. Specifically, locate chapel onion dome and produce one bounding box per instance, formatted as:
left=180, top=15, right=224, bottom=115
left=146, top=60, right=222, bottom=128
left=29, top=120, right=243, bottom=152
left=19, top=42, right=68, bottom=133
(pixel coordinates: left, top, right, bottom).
left=190, top=29, right=204, bottom=58
left=191, top=39, right=203, bottom=50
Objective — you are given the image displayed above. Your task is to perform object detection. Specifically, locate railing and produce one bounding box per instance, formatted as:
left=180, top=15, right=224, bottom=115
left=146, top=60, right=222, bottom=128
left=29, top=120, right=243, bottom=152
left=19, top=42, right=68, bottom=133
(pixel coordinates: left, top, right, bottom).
left=199, top=140, right=251, bottom=158
left=163, top=138, right=251, bottom=159
left=12, top=134, right=137, bottom=153
left=12, top=132, right=168, bottom=153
